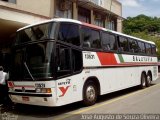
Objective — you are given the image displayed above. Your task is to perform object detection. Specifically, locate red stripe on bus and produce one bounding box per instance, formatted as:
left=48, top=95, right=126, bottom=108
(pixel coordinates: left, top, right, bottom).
left=97, top=52, right=118, bottom=65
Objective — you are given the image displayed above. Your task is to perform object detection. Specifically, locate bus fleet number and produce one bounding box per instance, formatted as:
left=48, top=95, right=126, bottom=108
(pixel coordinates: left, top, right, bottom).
left=85, top=54, right=95, bottom=59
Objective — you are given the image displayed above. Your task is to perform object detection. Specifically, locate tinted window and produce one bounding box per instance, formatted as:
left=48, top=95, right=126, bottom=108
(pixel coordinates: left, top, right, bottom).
left=56, top=45, right=71, bottom=77
left=138, top=41, right=146, bottom=53
left=56, top=45, right=82, bottom=77
left=102, top=32, right=117, bottom=51
left=145, top=43, right=152, bottom=54
left=58, top=23, right=80, bottom=46
left=151, top=45, right=156, bottom=55
left=72, top=49, right=82, bottom=72
left=11, top=42, right=54, bottom=80
left=82, top=27, right=101, bottom=49
left=17, top=23, right=53, bottom=44
left=91, top=30, right=101, bottom=49
left=128, top=39, right=139, bottom=53
left=119, top=36, right=129, bottom=52
left=82, top=27, right=91, bottom=48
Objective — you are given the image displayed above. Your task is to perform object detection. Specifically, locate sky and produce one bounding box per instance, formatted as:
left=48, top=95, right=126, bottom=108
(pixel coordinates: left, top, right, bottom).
left=118, top=0, right=160, bottom=18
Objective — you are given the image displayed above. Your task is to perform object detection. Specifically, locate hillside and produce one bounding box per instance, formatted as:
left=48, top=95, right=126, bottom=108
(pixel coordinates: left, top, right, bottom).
left=123, top=14, right=160, bottom=58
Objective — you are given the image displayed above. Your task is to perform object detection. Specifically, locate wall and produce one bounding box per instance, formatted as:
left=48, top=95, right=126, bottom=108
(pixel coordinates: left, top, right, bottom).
left=102, top=0, right=122, bottom=17
left=0, top=0, right=52, bottom=17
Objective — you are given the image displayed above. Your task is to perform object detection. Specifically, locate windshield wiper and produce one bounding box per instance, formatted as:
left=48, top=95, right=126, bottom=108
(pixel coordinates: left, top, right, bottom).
left=24, top=62, right=35, bottom=81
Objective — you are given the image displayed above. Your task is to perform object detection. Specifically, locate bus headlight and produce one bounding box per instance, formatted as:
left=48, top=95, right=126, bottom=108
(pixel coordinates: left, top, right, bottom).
left=36, top=88, right=52, bottom=93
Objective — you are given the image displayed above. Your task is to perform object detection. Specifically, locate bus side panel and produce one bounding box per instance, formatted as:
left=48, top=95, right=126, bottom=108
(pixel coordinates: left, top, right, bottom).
left=82, top=52, right=158, bottom=96
left=55, top=72, right=85, bottom=106
left=99, top=67, right=140, bottom=95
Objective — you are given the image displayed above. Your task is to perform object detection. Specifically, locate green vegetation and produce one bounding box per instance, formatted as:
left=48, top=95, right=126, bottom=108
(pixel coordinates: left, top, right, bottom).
left=123, top=14, right=160, bottom=58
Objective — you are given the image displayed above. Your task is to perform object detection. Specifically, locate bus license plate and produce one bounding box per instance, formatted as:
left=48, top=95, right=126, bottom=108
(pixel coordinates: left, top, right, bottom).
left=22, top=96, right=29, bottom=101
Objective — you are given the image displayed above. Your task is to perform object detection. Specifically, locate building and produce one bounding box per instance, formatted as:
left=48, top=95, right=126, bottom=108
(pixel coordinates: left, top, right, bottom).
left=0, top=0, right=122, bottom=52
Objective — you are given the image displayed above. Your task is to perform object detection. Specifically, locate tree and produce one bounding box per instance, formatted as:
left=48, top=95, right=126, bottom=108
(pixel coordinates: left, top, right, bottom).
left=123, top=14, right=160, bottom=58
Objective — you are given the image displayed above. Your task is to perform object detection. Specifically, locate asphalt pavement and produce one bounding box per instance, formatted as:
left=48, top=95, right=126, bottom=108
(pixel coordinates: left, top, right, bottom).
left=1, top=76, right=160, bottom=120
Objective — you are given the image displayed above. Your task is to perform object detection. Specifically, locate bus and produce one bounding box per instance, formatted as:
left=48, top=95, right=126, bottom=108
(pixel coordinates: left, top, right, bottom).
left=7, top=18, right=158, bottom=107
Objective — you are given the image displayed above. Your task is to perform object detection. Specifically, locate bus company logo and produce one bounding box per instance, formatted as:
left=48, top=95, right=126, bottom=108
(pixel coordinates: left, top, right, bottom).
left=133, top=56, right=153, bottom=62
left=58, top=79, right=71, bottom=97
left=59, top=86, right=70, bottom=97
left=58, top=79, right=71, bottom=86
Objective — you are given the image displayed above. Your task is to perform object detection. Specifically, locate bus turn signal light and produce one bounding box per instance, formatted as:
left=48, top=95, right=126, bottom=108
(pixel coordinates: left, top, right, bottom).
left=36, top=88, right=52, bottom=93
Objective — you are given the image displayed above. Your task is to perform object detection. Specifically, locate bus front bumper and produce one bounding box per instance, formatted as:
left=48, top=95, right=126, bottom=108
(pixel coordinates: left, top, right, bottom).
left=9, top=92, right=57, bottom=107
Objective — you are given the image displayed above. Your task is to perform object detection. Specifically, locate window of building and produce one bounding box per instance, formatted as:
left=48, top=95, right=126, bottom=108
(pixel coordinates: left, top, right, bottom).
left=128, top=39, right=139, bottom=53
left=78, top=7, right=91, bottom=23
left=55, top=0, right=73, bottom=19
left=81, top=27, right=101, bottom=49
left=145, top=43, right=152, bottom=54
left=108, top=21, right=115, bottom=30
left=95, top=19, right=104, bottom=27
left=102, top=32, right=117, bottom=51
left=1, top=0, right=16, bottom=3
left=58, top=23, right=80, bottom=46
left=90, top=0, right=104, bottom=6
left=138, top=41, right=146, bottom=53
left=119, top=36, right=129, bottom=52
left=94, top=13, right=105, bottom=27
left=108, top=20, right=117, bottom=31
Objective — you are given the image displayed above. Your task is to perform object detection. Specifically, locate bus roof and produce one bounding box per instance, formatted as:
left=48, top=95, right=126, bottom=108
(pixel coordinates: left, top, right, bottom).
left=17, top=18, right=81, bottom=32
left=17, top=18, right=155, bottom=45
left=105, top=29, right=155, bottom=45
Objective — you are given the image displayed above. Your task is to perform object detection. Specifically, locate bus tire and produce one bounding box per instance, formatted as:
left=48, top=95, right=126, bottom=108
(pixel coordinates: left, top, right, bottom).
left=146, top=72, right=152, bottom=87
left=83, top=81, right=97, bottom=106
left=140, top=73, right=147, bottom=89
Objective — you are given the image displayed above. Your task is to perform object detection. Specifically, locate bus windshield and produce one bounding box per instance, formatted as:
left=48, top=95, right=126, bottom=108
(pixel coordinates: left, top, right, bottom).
left=11, top=22, right=57, bottom=81
left=16, top=22, right=56, bottom=45
left=11, top=41, right=54, bottom=81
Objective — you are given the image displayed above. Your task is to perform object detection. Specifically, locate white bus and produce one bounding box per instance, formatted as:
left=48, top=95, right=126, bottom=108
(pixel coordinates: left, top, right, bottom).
left=8, top=18, right=158, bottom=106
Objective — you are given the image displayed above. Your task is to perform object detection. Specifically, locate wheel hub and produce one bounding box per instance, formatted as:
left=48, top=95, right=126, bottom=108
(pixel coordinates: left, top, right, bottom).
left=86, top=86, right=96, bottom=102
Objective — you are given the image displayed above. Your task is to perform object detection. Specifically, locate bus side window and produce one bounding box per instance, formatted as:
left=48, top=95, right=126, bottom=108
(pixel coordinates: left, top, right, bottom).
left=145, top=43, right=152, bottom=55
left=109, top=34, right=117, bottom=51
left=91, top=30, right=101, bottom=49
left=151, top=45, right=156, bottom=55
left=102, top=32, right=117, bottom=51
left=128, top=39, right=139, bottom=53
left=81, top=27, right=101, bottom=49
left=119, top=36, right=129, bottom=52
left=138, top=41, right=146, bottom=53
left=58, top=23, right=80, bottom=46
left=81, top=27, right=91, bottom=48
left=102, top=32, right=110, bottom=50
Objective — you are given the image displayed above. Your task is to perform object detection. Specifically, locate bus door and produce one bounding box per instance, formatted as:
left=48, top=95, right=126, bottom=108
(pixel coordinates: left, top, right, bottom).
left=56, top=44, right=83, bottom=104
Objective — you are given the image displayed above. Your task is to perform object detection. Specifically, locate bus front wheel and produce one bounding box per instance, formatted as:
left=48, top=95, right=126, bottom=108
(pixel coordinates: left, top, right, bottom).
left=83, top=81, right=98, bottom=106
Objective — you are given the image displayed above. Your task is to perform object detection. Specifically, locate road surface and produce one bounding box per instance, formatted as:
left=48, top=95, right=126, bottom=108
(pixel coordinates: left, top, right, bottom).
left=1, top=76, right=160, bottom=120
